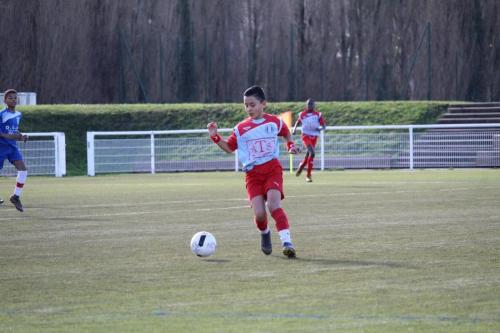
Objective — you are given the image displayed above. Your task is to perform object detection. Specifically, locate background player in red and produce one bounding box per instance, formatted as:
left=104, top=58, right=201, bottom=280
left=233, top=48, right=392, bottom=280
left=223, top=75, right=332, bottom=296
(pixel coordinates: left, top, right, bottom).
left=207, top=86, right=300, bottom=258
left=292, top=98, right=326, bottom=182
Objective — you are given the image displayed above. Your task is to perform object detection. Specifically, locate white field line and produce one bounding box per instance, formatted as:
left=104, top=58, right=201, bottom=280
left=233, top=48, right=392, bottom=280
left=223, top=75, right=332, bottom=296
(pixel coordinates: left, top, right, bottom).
left=67, top=205, right=251, bottom=219
left=0, top=186, right=498, bottom=221
left=0, top=205, right=251, bottom=221
left=24, top=185, right=499, bottom=209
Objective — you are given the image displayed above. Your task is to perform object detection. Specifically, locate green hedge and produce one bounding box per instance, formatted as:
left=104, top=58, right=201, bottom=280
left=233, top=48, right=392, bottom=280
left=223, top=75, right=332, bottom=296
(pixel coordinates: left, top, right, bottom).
left=18, top=101, right=448, bottom=175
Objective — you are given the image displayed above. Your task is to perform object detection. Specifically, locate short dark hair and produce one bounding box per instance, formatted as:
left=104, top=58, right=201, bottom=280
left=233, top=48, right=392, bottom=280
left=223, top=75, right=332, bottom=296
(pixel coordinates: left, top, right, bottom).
left=3, top=89, right=17, bottom=99
left=244, top=86, right=266, bottom=102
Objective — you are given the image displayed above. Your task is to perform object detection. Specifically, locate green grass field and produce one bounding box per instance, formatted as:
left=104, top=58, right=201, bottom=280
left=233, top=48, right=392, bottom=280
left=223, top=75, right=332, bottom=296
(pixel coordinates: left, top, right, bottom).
left=1, top=170, right=499, bottom=332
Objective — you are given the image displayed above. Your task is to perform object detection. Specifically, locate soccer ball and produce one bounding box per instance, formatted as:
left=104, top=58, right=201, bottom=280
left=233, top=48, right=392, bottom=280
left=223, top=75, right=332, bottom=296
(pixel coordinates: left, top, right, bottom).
left=190, top=231, right=217, bottom=257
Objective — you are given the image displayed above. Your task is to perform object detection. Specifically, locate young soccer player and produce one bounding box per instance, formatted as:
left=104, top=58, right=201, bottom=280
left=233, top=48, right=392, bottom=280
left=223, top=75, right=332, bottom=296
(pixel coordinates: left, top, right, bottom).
left=0, top=89, right=28, bottom=212
left=207, top=86, right=300, bottom=258
left=292, top=98, right=326, bottom=182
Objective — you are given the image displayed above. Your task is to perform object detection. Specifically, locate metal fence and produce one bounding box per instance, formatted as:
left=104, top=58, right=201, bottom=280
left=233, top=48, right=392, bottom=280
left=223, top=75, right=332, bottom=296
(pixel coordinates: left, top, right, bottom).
left=87, top=129, right=236, bottom=176
left=322, top=124, right=500, bottom=169
left=86, top=124, right=500, bottom=176
left=1, top=132, right=66, bottom=177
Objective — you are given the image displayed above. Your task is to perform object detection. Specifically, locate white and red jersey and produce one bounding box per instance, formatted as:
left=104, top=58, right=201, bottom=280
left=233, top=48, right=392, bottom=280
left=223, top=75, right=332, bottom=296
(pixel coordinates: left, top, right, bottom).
left=226, top=113, right=290, bottom=172
left=296, top=109, right=325, bottom=137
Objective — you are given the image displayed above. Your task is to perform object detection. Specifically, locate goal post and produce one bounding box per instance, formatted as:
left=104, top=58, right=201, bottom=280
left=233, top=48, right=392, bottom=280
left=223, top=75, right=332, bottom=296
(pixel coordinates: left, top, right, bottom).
left=0, top=132, right=66, bottom=177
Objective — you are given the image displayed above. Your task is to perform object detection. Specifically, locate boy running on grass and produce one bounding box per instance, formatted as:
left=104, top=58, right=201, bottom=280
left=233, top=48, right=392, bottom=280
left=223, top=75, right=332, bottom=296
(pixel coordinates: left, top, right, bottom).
left=207, top=86, right=300, bottom=258
left=0, top=89, right=28, bottom=212
left=292, top=98, right=326, bottom=182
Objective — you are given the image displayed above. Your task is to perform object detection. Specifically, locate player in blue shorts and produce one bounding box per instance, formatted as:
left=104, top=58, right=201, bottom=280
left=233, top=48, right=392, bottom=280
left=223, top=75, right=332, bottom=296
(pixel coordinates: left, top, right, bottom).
left=0, top=89, right=28, bottom=212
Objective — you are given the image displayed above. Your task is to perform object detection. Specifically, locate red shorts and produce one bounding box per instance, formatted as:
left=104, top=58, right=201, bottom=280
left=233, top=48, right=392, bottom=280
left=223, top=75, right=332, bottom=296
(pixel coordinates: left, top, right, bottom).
left=301, top=134, right=318, bottom=148
left=245, top=159, right=284, bottom=200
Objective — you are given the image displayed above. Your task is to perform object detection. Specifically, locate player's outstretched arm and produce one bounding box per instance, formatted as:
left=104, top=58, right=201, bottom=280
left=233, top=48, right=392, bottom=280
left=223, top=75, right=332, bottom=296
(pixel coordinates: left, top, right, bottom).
left=207, top=122, right=233, bottom=153
left=17, top=131, right=29, bottom=142
left=318, top=115, right=326, bottom=131
left=292, top=119, right=300, bottom=135
left=283, top=133, right=301, bottom=154
left=0, top=132, right=27, bottom=141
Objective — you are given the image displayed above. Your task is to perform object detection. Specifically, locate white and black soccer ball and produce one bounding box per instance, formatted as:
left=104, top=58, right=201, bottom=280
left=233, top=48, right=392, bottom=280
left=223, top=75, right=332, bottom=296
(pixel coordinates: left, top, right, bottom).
left=190, top=231, right=217, bottom=257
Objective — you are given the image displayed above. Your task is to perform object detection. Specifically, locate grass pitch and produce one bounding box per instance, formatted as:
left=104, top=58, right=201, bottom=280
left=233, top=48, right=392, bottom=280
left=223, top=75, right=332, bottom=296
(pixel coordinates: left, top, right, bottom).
left=1, top=169, right=499, bottom=332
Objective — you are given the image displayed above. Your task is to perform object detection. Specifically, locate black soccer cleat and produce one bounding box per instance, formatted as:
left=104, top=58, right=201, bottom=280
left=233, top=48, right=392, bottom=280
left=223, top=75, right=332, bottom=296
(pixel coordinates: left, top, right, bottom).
left=0, top=198, right=4, bottom=204
left=261, top=231, right=272, bottom=255
left=282, top=242, right=296, bottom=258
left=10, top=195, right=23, bottom=212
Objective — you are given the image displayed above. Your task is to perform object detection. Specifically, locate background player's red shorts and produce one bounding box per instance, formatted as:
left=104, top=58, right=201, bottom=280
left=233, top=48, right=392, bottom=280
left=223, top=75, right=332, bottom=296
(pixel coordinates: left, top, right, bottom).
left=301, top=134, right=318, bottom=147
left=245, top=159, right=284, bottom=200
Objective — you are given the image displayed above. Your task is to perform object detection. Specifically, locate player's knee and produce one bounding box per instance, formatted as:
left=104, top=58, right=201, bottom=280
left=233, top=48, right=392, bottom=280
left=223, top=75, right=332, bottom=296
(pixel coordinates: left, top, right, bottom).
left=267, top=201, right=281, bottom=212
left=254, top=211, right=267, bottom=222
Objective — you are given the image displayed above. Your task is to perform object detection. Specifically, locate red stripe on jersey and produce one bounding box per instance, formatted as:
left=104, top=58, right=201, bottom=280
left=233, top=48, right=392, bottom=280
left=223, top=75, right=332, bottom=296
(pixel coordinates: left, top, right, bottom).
left=235, top=114, right=282, bottom=136
left=279, top=122, right=290, bottom=137
left=227, top=132, right=238, bottom=151
left=299, top=110, right=326, bottom=126
left=299, top=110, right=321, bottom=119
left=319, top=113, right=325, bottom=126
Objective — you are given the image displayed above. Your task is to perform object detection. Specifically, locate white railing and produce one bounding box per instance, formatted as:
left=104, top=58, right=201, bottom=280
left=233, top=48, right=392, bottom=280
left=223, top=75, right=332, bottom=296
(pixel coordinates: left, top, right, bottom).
left=1, top=132, right=66, bottom=177
left=321, top=124, right=500, bottom=170
left=87, top=129, right=236, bottom=176
left=86, top=124, right=500, bottom=176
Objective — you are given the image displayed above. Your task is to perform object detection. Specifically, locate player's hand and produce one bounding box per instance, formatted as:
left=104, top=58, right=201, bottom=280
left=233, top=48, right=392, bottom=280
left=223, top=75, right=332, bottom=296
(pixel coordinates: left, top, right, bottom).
left=317, top=126, right=325, bottom=131
left=207, top=122, right=218, bottom=136
left=13, top=132, right=28, bottom=142
left=287, top=142, right=301, bottom=154
left=290, top=145, right=301, bottom=154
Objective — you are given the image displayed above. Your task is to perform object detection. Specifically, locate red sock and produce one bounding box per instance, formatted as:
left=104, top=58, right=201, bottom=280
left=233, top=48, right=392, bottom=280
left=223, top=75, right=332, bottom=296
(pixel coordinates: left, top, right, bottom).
left=254, top=217, right=268, bottom=232
left=307, top=157, right=314, bottom=176
left=270, top=208, right=289, bottom=231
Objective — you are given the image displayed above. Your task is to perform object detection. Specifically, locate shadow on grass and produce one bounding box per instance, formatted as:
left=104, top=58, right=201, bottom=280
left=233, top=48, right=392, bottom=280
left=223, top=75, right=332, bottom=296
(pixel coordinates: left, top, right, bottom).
left=203, top=258, right=231, bottom=263
left=280, top=256, right=418, bottom=269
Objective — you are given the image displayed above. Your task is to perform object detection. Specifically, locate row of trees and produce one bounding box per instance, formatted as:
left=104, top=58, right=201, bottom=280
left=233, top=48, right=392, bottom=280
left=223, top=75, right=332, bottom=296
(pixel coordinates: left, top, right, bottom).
left=1, top=0, right=499, bottom=103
